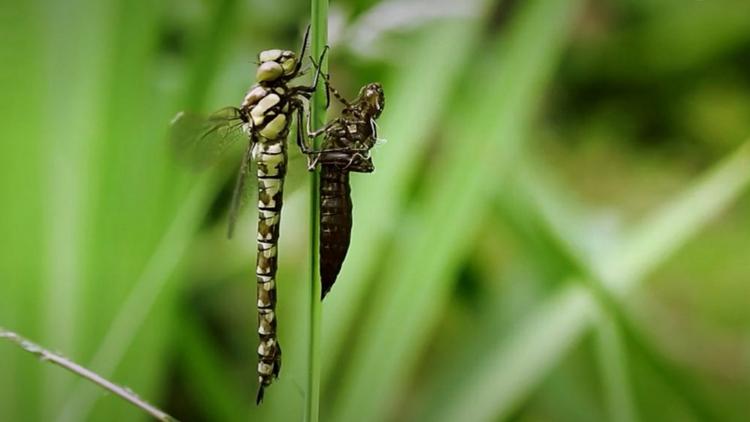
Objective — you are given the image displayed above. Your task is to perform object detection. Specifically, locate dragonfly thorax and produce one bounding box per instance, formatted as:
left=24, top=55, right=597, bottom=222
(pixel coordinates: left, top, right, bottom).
left=240, top=85, right=291, bottom=141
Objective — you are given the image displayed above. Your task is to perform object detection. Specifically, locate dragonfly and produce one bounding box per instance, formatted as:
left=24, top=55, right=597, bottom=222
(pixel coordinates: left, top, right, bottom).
left=298, top=75, right=386, bottom=299
left=170, top=27, right=325, bottom=404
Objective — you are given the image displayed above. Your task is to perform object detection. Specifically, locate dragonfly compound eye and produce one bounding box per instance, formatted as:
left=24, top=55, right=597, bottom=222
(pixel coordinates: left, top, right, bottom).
left=281, top=58, right=297, bottom=75
left=279, top=51, right=297, bottom=75
left=258, top=49, right=283, bottom=63
left=256, top=61, right=284, bottom=82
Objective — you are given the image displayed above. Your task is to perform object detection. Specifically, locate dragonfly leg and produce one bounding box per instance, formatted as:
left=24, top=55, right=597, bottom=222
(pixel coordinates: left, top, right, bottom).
left=306, top=105, right=337, bottom=139
left=290, top=46, right=329, bottom=99
left=294, top=102, right=313, bottom=154
left=295, top=101, right=340, bottom=155
left=342, top=152, right=370, bottom=170
left=327, top=78, right=350, bottom=108
left=292, top=24, right=311, bottom=77
left=308, top=51, right=336, bottom=109
left=306, top=153, right=321, bottom=170
left=309, top=56, right=350, bottom=109
left=293, top=100, right=334, bottom=154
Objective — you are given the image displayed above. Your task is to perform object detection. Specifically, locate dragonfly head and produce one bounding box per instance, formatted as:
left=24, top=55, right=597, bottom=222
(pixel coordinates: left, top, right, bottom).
left=357, top=83, right=385, bottom=119
left=256, top=49, right=298, bottom=82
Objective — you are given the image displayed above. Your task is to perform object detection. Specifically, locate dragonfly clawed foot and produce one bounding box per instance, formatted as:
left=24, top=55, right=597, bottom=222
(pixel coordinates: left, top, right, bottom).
left=306, top=153, right=321, bottom=170
left=342, top=152, right=370, bottom=170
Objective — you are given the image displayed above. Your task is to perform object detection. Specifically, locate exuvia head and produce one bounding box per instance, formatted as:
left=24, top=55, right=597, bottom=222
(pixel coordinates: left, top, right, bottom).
left=357, top=83, right=385, bottom=119
left=255, top=49, right=298, bottom=82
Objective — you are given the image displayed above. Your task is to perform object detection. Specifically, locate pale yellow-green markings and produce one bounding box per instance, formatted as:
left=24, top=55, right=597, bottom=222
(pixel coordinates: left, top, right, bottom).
left=242, top=46, right=303, bottom=403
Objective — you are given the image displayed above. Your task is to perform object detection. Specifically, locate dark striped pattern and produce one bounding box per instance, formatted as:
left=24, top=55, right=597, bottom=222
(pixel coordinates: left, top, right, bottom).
left=239, top=45, right=310, bottom=404
left=253, top=138, right=287, bottom=404
left=306, top=83, right=385, bottom=299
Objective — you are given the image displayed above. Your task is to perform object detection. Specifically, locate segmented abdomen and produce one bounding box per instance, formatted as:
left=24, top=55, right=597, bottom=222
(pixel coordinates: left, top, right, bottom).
left=254, top=138, right=287, bottom=403
left=319, top=165, right=352, bottom=299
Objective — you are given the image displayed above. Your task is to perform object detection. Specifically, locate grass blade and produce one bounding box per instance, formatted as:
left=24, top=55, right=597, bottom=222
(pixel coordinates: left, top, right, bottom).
left=0, top=2, right=46, bottom=420
left=329, top=1, right=583, bottom=420
left=176, top=315, right=250, bottom=421
left=433, top=140, right=750, bottom=420
left=594, top=311, right=640, bottom=422
left=431, top=283, right=597, bottom=421
left=58, top=178, right=217, bottom=421
left=604, top=141, right=750, bottom=293
left=0, top=328, right=177, bottom=422
left=306, top=1, right=328, bottom=420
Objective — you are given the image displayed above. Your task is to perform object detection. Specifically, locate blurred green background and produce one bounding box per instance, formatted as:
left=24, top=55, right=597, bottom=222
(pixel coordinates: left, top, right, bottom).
left=2, top=0, right=750, bottom=421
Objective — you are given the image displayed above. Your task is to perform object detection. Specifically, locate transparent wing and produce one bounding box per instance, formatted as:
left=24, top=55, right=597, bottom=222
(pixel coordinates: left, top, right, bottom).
left=223, top=145, right=309, bottom=238
left=227, top=141, right=255, bottom=239
left=169, top=107, right=246, bottom=168
left=169, top=107, right=311, bottom=238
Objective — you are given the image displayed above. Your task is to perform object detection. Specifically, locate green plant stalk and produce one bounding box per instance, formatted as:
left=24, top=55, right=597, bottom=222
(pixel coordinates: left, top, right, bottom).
left=306, top=1, right=327, bottom=421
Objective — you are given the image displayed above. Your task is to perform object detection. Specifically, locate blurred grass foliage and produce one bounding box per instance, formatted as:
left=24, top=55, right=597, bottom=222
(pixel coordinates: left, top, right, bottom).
left=1, top=0, right=750, bottom=421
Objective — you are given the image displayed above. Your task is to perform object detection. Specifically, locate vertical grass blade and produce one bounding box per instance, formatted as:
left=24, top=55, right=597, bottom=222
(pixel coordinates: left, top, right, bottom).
left=53, top=0, right=244, bottom=417
left=0, top=2, right=45, bottom=420
left=38, top=0, right=115, bottom=416
left=594, top=310, right=640, bottom=422
left=58, top=179, right=217, bottom=422
left=307, top=1, right=328, bottom=421
left=176, top=315, right=250, bottom=421
left=329, top=1, right=583, bottom=421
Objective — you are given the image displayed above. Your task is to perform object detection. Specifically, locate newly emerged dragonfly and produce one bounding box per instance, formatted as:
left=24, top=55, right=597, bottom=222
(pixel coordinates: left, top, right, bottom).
left=170, top=28, right=325, bottom=404
left=299, top=77, right=386, bottom=299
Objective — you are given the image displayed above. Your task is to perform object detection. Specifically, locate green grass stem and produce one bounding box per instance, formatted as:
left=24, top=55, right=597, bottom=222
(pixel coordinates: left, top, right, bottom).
left=594, top=310, right=639, bottom=422
left=306, top=1, right=328, bottom=421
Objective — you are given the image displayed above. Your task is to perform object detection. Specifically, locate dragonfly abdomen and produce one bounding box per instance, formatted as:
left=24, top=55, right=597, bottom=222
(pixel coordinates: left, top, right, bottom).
left=253, top=137, right=288, bottom=403
left=319, top=165, right=353, bottom=299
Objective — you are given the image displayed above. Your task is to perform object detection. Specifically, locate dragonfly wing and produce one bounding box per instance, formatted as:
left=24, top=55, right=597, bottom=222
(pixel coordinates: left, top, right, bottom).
left=169, top=107, right=246, bottom=168
left=169, top=106, right=309, bottom=237
left=227, top=139, right=255, bottom=239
